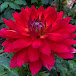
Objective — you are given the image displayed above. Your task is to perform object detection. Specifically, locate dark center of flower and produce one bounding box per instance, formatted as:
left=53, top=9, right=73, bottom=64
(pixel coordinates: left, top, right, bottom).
left=27, top=17, right=46, bottom=37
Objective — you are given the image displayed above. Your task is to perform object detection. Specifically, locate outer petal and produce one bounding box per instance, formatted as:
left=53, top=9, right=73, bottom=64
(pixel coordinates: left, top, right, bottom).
left=0, top=29, right=22, bottom=39
left=17, top=48, right=29, bottom=67
left=40, top=40, right=51, bottom=55
left=0, top=28, right=9, bottom=38
left=50, top=42, right=70, bottom=53
left=32, top=39, right=42, bottom=48
left=55, top=52, right=74, bottom=59
left=3, top=43, right=20, bottom=53
left=10, top=52, right=19, bottom=68
left=41, top=53, right=55, bottom=70
left=29, top=60, right=42, bottom=75
left=2, top=39, right=15, bottom=47
left=57, top=11, right=63, bottom=20
left=46, top=11, right=57, bottom=26
left=13, top=12, right=24, bottom=26
left=55, top=24, right=76, bottom=34
left=48, top=33, right=70, bottom=41
left=28, top=47, right=40, bottom=62
left=67, top=46, right=76, bottom=53
left=12, top=37, right=32, bottom=49
left=37, top=6, right=44, bottom=15
left=30, top=5, right=37, bottom=20
left=3, top=18, right=15, bottom=30
left=59, top=39, right=76, bottom=45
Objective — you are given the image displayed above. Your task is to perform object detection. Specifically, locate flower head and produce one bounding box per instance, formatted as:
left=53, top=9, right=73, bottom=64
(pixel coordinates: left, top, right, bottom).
left=0, top=5, right=76, bottom=75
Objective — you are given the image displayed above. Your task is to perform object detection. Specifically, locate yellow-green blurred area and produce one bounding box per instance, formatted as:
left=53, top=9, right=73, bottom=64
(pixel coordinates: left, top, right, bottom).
left=0, top=0, right=76, bottom=76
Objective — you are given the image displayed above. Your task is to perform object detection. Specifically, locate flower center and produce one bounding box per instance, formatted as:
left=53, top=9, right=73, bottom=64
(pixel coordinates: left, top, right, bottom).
left=28, top=20, right=45, bottom=36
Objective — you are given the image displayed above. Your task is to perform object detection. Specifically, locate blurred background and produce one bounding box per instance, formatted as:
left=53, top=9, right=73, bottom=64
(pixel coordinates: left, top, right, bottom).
left=0, top=0, right=76, bottom=76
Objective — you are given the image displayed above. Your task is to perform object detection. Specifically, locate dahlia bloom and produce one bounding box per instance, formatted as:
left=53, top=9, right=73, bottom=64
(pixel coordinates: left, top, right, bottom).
left=0, top=5, right=76, bottom=75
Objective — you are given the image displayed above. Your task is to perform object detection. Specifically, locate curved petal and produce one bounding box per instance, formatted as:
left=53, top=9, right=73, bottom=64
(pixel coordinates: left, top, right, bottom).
left=57, top=11, right=63, bottom=20
left=13, top=12, right=24, bottom=26
left=48, top=33, right=70, bottom=41
left=59, top=39, right=76, bottom=45
left=40, top=40, right=51, bottom=55
left=3, top=43, right=21, bottom=53
left=3, top=18, right=15, bottom=30
left=67, top=46, right=76, bottom=53
left=17, top=48, right=29, bottom=67
left=46, top=11, right=57, bottom=26
left=2, top=39, right=15, bottom=47
left=12, top=37, right=32, bottom=49
left=0, top=29, right=23, bottom=39
left=55, top=52, right=74, bottom=59
left=32, top=39, right=42, bottom=48
left=28, top=47, right=40, bottom=62
left=50, top=42, right=70, bottom=53
left=29, top=60, right=42, bottom=75
left=30, top=5, right=37, bottom=20
left=37, top=6, right=44, bottom=15
left=10, top=52, right=19, bottom=68
left=41, top=53, right=55, bottom=70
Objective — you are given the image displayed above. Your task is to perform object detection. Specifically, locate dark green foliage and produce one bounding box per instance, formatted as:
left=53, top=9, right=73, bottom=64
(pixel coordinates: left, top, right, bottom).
left=0, top=0, right=76, bottom=76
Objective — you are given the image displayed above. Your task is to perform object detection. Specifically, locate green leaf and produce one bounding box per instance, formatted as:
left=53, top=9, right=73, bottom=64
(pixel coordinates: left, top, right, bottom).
left=9, top=2, right=20, bottom=9
left=41, top=0, right=49, bottom=5
left=0, top=57, right=11, bottom=71
left=31, top=0, right=38, bottom=4
left=0, top=17, right=3, bottom=23
left=9, top=70, right=19, bottom=76
left=14, top=0, right=27, bottom=5
left=4, top=8, right=15, bottom=19
left=0, top=65, right=4, bottom=72
left=49, top=0, right=53, bottom=4
left=0, top=1, right=2, bottom=4
left=39, top=72, right=49, bottom=76
left=0, top=2, right=9, bottom=12
left=0, top=24, right=6, bottom=29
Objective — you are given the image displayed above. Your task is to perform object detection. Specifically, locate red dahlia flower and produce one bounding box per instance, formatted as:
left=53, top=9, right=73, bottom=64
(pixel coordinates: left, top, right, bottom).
left=0, top=5, right=76, bottom=75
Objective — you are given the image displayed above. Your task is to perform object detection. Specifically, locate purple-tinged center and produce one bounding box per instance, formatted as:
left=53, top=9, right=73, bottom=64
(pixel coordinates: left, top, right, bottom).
left=28, top=20, right=45, bottom=36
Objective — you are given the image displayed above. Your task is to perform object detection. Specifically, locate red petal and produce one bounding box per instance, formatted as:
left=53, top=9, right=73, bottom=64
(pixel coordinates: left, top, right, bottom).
left=0, top=28, right=8, bottom=38
left=32, top=39, right=42, bottom=48
left=3, top=43, right=20, bottom=53
left=46, top=11, right=57, bottom=26
left=25, top=6, right=30, bottom=14
left=13, top=12, right=24, bottom=26
left=55, top=52, right=74, bottom=59
left=67, top=46, right=76, bottom=53
left=17, top=48, right=29, bottom=67
left=0, top=29, right=22, bottom=39
left=3, top=18, right=15, bottom=29
left=29, top=60, right=42, bottom=75
left=21, top=7, right=29, bottom=20
left=41, top=53, right=55, bottom=70
left=14, top=23, right=29, bottom=36
left=10, top=52, right=19, bottom=68
left=28, top=47, right=40, bottom=62
left=50, top=42, right=70, bottom=53
left=40, top=40, right=51, bottom=55
left=57, top=11, right=63, bottom=20
left=59, top=39, right=76, bottom=45
left=30, top=6, right=37, bottom=20
left=54, top=24, right=76, bottom=34
left=2, top=39, right=15, bottom=47
left=43, top=63, right=54, bottom=71
left=12, top=37, right=32, bottom=49
left=37, top=6, right=44, bottom=15
left=48, top=33, right=70, bottom=41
